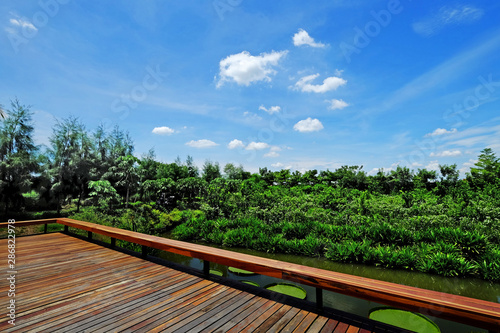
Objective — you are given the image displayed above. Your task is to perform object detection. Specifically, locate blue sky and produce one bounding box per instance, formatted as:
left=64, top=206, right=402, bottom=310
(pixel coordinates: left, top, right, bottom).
left=2, top=1, right=500, bottom=176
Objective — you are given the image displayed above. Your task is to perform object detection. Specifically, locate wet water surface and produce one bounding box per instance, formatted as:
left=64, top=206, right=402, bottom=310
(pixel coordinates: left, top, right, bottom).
left=157, top=237, right=499, bottom=333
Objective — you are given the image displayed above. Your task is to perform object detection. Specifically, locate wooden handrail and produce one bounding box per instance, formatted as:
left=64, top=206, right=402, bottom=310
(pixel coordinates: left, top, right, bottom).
left=1, top=218, right=499, bottom=331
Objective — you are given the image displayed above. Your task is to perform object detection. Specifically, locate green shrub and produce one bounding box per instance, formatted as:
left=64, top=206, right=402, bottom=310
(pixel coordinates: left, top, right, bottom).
left=418, top=252, right=477, bottom=277
left=223, top=228, right=253, bottom=248
left=172, top=224, right=200, bottom=241
left=282, top=222, right=311, bottom=240
left=250, top=232, right=282, bottom=253
left=477, top=248, right=500, bottom=281
left=325, top=240, right=372, bottom=263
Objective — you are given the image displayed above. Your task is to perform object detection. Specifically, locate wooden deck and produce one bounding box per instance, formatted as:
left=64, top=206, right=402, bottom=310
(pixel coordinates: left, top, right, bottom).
left=0, top=233, right=403, bottom=333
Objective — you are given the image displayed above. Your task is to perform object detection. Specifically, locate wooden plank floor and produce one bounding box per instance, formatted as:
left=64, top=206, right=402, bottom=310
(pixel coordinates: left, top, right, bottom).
left=0, top=233, right=386, bottom=332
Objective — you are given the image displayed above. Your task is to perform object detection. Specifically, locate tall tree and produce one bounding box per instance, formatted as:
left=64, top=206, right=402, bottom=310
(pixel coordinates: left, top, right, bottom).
left=224, top=163, right=250, bottom=180
left=103, top=155, right=139, bottom=208
left=108, top=125, right=134, bottom=160
left=90, top=124, right=110, bottom=180
left=202, top=160, right=221, bottom=183
left=48, top=117, right=92, bottom=213
left=414, top=168, right=437, bottom=191
left=186, top=155, right=199, bottom=178
left=469, top=148, right=499, bottom=187
left=0, top=99, right=38, bottom=213
left=390, top=166, right=413, bottom=192
left=138, top=148, right=158, bottom=182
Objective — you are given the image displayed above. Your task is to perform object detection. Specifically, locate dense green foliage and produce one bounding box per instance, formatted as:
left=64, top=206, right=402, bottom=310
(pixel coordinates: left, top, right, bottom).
left=1, top=98, right=500, bottom=281
left=171, top=183, right=500, bottom=281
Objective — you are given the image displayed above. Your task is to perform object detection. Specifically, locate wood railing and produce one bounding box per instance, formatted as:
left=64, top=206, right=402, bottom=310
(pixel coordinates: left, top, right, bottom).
left=1, top=218, right=499, bottom=332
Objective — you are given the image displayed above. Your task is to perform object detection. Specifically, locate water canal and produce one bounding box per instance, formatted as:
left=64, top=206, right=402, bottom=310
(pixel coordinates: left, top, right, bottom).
left=158, top=236, right=499, bottom=333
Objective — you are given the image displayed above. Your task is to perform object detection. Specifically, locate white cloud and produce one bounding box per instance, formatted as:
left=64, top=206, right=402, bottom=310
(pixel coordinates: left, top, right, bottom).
left=450, top=135, right=493, bottom=148
left=425, top=128, right=457, bottom=137
left=463, top=159, right=478, bottom=167
left=271, top=162, right=284, bottom=168
left=185, top=139, right=218, bottom=148
left=293, top=118, right=324, bottom=132
left=460, top=158, right=480, bottom=175
left=430, top=150, right=462, bottom=157
left=367, top=163, right=401, bottom=176
left=426, top=160, right=440, bottom=171
left=246, top=142, right=270, bottom=150
left=264, top=146, right=283, bottom=157
left=327, top=99, right=349, bottom=110
left=294, top=74, right=346, bottom=93
left=265, top=151, right=280, bottom=158
left=259, top=105, right=281, bottom=114
left=217, top=50, right=288, bottom=87
left=445, top=123, right=500, bottom=149
left=243, top=111, right=263, bottom=122
left=293, top=29, right=326, bottom=48
left=413, top=5, right=484, bottom=37
left=9, top=18, right=37, bottom=32
left=444, top=123, right=500, bottom=148
left=152, top=126, right=175, bottom=135
left=228, top=139, right=245, bottom=149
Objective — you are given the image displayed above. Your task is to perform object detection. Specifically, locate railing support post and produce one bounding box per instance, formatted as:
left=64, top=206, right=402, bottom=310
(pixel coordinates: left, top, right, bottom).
left=141, top=245, right=148, bottom=259
left=316, top=288, right=323, bottom=310
left=44, top=223, right=48, bottom=234
left=203, top=260, right=210, bottom=277
left=111, top=238, right=116, bottom=249
left=88, top=231, right=92, bottom=240
left=64, top=225, right=68, bottom=233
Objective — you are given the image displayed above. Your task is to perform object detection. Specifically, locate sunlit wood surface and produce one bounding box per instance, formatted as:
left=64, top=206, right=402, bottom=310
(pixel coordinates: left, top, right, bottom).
left=0, top=233, right=394, bottom=332
left=2, top=218, right=499, bottom=332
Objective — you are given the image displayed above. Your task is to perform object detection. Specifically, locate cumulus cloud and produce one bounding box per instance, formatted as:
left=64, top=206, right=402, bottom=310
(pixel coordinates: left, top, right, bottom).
left=426, top=160, right=440, bottom=171
left=293, top=29, right=326, bottom=48
left=460, top=158, right=479, bottom=175
left=185, top=139, right=218, bottom=148
left=152, top=126, right=175, bottom=135
left=326, top=99, right=349, bottom=110
left=413, top=5, right=484, bottom=37
left=294, top=74, right=346, bottom=93
left=227, top=139, right=244, bottom=149
left=217, top=50, right=288, bottom=87
left=271, top=162, right=284, bottom=168
left=264, top=146, right=283, bottom=157
left=246, top=142, right=270, bottom=150
left=430, top=150, right=462, bottom=157
left=259, top=105, right=281, bottom=114
left=293, top=118, right=324, bottom=132
left=425, top=128, right=457, bottom=137
left=243, top=111, right=263, bottom=122
left=264, top=151, right=280, bottom=158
